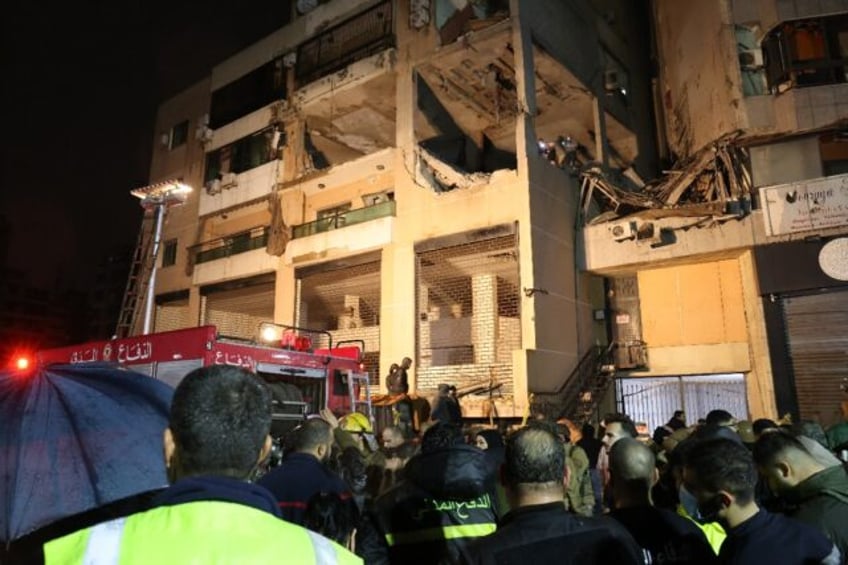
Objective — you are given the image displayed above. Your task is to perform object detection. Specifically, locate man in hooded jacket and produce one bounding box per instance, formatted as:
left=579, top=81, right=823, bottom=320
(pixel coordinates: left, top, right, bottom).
left=358, top=422, right=497, bottom=564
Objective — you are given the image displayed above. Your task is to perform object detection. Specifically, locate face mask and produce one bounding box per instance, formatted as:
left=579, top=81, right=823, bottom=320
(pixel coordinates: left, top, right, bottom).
left=678, top=485, right=702, bottom=520
left=696, top=495, right=725, bottom=524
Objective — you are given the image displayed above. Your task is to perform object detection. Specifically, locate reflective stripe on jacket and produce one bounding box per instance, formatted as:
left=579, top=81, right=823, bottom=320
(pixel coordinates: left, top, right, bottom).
left=43, top=500, right=361, bottom=565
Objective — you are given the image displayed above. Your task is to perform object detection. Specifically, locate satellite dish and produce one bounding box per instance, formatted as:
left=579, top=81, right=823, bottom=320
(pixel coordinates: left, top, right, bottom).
left=297, top=0, right=318, bottom=14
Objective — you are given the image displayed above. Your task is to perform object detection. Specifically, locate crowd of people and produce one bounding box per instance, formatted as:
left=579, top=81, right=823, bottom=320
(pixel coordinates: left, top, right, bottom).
left=30, top=365, right=848, bottom=564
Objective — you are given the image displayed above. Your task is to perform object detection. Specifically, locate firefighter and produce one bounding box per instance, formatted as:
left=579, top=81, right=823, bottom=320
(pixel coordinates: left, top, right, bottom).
left=43, top=366, right=360, bottom=564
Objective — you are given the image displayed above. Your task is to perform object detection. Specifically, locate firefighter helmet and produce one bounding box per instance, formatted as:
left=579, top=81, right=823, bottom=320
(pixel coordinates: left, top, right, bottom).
left=341, top=412, right=372, bottom=434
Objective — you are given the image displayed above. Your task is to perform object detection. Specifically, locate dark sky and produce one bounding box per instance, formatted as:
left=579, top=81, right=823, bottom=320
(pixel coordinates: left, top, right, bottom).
left=1, top=0, right=291, bottom=290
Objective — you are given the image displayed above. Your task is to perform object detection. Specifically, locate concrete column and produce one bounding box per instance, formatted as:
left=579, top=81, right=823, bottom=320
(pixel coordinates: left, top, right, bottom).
left=418, top=283, right=431, bottom=368
left=472, top=274, right=498, bottom=364
left=380, top=244, right=417, bottom=392
left=340, top=295, right=362, bottom=329
left=274, top=261, right=297, bottom=325
left=739, top=251, right=778, bottom=419
left=281, top=117, right=306, bottom=184
left=592, top=96, right=609, bottom=168
left=188, top=286, right=203, bottom=327
left=510, top=0, right=539, bottom=352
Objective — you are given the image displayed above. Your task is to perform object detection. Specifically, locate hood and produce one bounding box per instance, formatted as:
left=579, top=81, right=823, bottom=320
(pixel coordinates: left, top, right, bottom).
left=787, top=465, right=848, bottom=506
left=404, top=444, right=493, bottom=500
left=152, top=475, right=282, bottom=517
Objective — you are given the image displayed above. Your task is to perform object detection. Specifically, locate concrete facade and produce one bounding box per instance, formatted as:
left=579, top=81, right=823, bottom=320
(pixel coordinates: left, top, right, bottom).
left=582, top=0, right=848, bottom=421
left=142, top=0, right=657, bottom=418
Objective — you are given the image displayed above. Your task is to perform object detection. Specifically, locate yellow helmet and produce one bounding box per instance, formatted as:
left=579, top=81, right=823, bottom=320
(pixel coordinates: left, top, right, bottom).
left=341, top=412, right=372, bottom=434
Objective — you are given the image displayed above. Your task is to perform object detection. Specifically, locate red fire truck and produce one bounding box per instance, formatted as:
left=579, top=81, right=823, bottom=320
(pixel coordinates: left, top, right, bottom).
left=36, top=325, right=371, bottom=437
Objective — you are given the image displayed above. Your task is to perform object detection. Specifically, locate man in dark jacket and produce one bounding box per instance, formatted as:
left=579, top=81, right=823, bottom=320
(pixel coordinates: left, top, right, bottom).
left=753, top=430, right=848, bottom=557
left=258, top=417, right=353, bottom=525
left=685, top=437, right=841, bottom=565
left=360, top=422, right=497, bottom=564
left=608, top=438, right=716, bottom=563
left=431, top=383, right=463, bottom=425
left=461, top=425, right=644, bottom=564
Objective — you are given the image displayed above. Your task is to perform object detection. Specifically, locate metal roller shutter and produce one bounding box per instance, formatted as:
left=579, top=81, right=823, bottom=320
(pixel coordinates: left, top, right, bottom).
left=203, top=282, right=275, bottom=340
left=782, top=290, right=848, bottom=428
left=155, top=298, right=191, bottom=333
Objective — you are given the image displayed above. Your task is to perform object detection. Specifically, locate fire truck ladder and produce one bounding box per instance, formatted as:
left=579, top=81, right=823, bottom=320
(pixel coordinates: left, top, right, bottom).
left=349, top=372, right=374, bottom=428
left=115, top=213, right=154, bottom=338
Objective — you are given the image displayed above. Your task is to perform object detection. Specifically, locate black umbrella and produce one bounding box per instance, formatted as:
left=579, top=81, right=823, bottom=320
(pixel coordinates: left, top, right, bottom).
left=0, top=363, right=173, bottom=543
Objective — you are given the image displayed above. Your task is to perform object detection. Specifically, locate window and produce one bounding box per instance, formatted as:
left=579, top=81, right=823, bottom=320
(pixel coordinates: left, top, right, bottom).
left=317, top=203, right=352, bottom=230
left=763, top=14, right=848, bottom=93
left=204, top=127, right=277, bottom=185
left=210, top=58, right=287, bottom=129
left=170, top=120, right=189, bottom=149
left=162, top=240, right=178, bottom=267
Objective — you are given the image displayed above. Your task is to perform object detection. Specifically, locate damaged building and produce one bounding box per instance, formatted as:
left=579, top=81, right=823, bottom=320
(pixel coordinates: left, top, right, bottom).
left=580, top=0, right=848, bottom=428
left=139, top=0, right=848, bottom=429
left=140, top=0, right=658, bottom=419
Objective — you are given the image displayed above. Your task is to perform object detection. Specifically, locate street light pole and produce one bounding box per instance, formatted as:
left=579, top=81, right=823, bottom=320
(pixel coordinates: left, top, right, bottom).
left=130, top=180, right=192, bottom=336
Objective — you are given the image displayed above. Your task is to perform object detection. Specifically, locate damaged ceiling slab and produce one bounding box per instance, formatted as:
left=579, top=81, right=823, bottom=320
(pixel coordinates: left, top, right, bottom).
left=298, top=60, right=397, bottom=165
left=416, top=21, right=638, bottom=168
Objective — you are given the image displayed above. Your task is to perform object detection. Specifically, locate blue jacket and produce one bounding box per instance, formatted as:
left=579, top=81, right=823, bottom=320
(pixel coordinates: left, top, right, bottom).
left=258, top=452, right=352, bottom=525
left=718, top=510, right=841, bottom=565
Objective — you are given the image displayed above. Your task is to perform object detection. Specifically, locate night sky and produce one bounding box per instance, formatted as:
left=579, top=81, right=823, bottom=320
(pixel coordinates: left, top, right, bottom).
left=2, top=0, right=291, bottom=290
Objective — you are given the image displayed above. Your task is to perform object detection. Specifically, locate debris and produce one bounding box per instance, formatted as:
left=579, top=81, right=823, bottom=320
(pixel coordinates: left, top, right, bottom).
left=580, top=131, right=752, bottom=225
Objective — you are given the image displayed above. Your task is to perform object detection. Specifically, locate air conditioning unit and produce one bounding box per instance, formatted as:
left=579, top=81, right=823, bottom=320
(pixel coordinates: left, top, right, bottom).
left=194, top=125, right=213, bottom=143
left=609, top=221, right=635, bottom=242
left=206, top=179, right=222, bottom=195
left=221, top=172, right=238, bottom=188
left=283, top=52, right=297, bottom=68
left=159, top=133, right=171, bottom=147
left=739, top=48, right=764, bottom=70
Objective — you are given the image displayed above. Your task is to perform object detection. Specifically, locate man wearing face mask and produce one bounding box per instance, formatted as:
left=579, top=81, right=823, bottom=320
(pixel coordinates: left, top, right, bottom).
left=259, top=417, right=355, bottom=526
left=753, top=431, right=848, bottom=558
left=608, top=438, right=716, bottom=564
left=684, top=438, right=841, bottom=565
left=44, top=366, right=360, bottom=564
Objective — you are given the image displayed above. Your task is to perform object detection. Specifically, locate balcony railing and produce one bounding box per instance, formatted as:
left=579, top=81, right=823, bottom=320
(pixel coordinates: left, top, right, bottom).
left=295, top=0, right=394, bottom=87
left=192, top=226, right=269, bottom=265
left=292, top=200, right=396, bottom=239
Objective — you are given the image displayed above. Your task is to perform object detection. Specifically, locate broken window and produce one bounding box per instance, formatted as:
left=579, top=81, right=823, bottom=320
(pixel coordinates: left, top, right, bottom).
left=295, top=0, right=394, bottom=87
left=737, top=24, right=767, bottom=96
left=820, top=130, right=848, bottom=176
left=435, top=0, right=510, bottom=45
left=763, top=14, right=848, bottom=93
left=210, top=57, right=287, bottom=129
left=204, top=127, right=276, bottom=185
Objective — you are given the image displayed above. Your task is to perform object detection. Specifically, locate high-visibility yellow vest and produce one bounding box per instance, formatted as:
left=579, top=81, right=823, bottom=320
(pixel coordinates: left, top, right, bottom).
left=676, top=503, right=726, bottom=555
left=44, top=500, right=361, bottom=565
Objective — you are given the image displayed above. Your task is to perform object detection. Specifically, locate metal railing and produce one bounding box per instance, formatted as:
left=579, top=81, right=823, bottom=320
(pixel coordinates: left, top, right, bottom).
left=192, top=226, right=269, bottom=265
left=532, top=343, right=616, bottom=422
left=295, top=0, right=394, bottom=87
left=292, top=200, right=396, bottom=239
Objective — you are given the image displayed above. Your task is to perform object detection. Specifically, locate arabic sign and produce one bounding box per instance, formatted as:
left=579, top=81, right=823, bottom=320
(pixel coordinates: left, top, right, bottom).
left=760, top=173, right=848, bottom=236
left=212, top=350, right=256, bottom=372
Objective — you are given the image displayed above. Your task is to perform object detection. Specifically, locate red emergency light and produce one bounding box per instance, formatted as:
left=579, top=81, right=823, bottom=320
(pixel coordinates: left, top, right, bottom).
left=15, top=357, right=30, bottom=370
